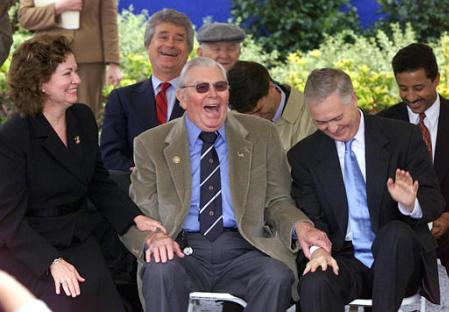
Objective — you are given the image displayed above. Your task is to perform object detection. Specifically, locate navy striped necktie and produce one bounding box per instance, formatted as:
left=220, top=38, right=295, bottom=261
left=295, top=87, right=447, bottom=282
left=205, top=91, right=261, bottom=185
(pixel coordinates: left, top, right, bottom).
left=199, top=131, right=223, bottom=241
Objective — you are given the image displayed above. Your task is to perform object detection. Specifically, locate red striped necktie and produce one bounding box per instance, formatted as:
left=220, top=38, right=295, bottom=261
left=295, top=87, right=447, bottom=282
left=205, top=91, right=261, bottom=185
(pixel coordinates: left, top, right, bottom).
left=156, top=82, right=171, bottom=125
left=418, top=112, right=432, bottom=157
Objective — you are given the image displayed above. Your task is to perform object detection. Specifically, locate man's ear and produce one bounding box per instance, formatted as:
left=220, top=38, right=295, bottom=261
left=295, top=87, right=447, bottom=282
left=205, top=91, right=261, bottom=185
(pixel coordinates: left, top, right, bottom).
left=197, top=46, right=204, bottom=57
left=176, top=89, right=187, bottom=110
left=434, top=72, right=441, bottom=86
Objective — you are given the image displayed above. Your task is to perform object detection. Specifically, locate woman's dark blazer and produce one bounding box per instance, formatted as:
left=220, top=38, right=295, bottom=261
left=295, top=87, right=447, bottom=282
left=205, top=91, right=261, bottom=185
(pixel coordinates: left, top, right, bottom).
left=0, top=104, right=141, bottom=278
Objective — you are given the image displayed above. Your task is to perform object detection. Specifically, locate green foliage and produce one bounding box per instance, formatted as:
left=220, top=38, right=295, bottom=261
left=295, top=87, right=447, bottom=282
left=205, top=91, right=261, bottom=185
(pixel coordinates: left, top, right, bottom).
left=0, top=4, right=32, bottom=123
left=270, top=24, right=449, bottom=113
left=375, top=0, right=449, bottom=44
left=231, top=0, right=360, bottom=57
left=4, top=8, right=449, bottom=124
left=116, top=7, right=152, bottom=83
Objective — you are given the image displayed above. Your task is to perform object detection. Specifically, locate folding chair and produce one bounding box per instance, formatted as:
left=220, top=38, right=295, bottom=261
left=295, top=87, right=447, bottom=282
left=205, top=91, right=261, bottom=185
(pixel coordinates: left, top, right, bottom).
left=187, top=292, right=297, bottom=312
left=348, top=293, right=426, bottom=312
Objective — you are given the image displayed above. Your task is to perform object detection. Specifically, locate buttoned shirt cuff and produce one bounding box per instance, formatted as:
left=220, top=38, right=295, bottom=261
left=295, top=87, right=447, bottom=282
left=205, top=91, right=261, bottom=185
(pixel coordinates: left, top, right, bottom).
left=398, top=199, right=423, bottom=219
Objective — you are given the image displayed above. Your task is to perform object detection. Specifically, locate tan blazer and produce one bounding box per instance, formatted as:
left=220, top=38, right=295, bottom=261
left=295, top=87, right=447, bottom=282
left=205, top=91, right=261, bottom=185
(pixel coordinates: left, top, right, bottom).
left=0, top=0, right=13, bottom=66
left=122, top=112, right=310, bottom=299
left=18, top=0, right=119, bottom=64
left=275, top=85, right=316, bottom=151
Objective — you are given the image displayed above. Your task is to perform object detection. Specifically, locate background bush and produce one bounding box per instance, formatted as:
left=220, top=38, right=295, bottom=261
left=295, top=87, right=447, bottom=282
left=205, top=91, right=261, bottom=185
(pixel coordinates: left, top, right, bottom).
left=2, top=7, right=449, bottom=123
left=374, top=0, right=449, bottom=44
left=231, top=0, right=360, bottom=58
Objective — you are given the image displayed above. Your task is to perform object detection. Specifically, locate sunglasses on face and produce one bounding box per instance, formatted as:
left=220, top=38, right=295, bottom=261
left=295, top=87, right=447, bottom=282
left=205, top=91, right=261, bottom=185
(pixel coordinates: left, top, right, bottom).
left=181, top=81, right=229, bottom=93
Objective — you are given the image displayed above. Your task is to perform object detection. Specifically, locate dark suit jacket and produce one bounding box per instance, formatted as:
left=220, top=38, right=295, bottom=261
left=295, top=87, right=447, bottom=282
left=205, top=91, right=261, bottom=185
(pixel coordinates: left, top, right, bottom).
left=287, top=113, right=444, bottom=303
left=378, top=97, right=449, bottom=276
left=100, top=78, right=185, bottom=171
left=0, top=104, right=140, bottom=277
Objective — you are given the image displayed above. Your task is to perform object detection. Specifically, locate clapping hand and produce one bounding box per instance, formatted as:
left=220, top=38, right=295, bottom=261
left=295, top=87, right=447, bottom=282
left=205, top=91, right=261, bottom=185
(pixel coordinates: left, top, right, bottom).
left=387, top=169, right=418, bottom=211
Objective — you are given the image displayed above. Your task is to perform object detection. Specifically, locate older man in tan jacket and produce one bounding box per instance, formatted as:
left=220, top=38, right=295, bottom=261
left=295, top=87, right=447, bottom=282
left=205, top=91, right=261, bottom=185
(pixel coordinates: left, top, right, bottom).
left=121, top=57, right=331, bottom=312
left=19, top=0, right=122, bottom=118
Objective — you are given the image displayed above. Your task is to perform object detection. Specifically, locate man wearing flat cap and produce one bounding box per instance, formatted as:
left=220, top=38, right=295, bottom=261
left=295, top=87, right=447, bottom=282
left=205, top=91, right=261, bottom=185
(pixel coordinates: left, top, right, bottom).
left=197, top=22, right=245, bottom=70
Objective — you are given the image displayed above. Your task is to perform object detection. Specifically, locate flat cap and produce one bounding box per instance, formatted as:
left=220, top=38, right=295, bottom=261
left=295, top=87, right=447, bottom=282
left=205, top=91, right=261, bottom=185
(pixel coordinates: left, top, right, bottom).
left=197, top=23, right=245, bottom=43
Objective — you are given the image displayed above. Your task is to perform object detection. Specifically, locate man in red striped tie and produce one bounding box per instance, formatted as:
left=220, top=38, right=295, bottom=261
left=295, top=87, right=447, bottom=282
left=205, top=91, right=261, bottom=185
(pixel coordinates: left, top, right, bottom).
left=379, top=43, right=449, bottom=278
left=101, top=9, right=192, bottom=171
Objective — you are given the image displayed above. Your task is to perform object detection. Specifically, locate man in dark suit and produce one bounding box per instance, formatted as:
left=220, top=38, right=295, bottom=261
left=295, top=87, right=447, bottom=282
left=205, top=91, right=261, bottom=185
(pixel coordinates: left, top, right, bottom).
left=100, top=9, right=192, bottom=171
left=378, top=43, right=449, bottom=277
left=288, top=68, right=444, bottom=312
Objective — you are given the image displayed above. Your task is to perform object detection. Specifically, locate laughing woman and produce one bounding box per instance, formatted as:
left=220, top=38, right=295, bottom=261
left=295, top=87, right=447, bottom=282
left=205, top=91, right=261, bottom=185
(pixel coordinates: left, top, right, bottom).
left=0, top=35, right=165, bottom=312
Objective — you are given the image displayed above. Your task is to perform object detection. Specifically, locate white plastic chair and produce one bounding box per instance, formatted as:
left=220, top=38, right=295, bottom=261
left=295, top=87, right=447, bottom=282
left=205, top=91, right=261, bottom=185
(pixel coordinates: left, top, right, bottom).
left=187, top=292, right=246, bottom=312
left=348, top=293, right=425, bottom=311
left=187, top=292, right=296, bottom=312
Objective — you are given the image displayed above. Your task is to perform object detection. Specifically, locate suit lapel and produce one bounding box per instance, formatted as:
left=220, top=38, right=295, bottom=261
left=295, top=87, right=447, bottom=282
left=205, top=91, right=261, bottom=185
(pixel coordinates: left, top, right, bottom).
left=169, top=99, right=185, bottom=120
left=226, top=114, right=252, bottom=222
left=364, top=114, right=389, bottom=231
left=31, top=113, right=87, bottom=184
left=434, top=98, right=449, bottom=183
left=314, top=134, right=349, bottom=235
left=135, top=78, right=158, bottom=130
left=163, top=117, right=192, bottom=215
left=396, top=103, right=410, bottom=122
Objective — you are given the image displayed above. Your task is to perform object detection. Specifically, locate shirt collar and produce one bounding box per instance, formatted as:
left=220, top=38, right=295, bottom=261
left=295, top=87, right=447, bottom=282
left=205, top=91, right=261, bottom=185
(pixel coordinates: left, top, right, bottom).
left=184, top=115, right=226, bottom=147
left=151, top=75, right=181, bottom=93
left=406, top=93, right=440, bottom=129
left=335, top=109, right=365, bottom=148
left=272, top=85, right=286, bottom=122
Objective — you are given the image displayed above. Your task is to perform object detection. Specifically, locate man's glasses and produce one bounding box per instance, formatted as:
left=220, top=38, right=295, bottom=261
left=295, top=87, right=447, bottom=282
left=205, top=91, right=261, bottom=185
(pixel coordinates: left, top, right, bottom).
left=181, top=81, right=229, bottom=93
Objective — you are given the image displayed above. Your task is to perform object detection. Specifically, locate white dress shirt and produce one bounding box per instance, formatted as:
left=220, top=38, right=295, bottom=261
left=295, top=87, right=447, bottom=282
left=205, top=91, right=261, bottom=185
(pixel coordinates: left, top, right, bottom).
left=406, top=94, right=440, bottom=162
left=152, top=75, right=181, bottom=120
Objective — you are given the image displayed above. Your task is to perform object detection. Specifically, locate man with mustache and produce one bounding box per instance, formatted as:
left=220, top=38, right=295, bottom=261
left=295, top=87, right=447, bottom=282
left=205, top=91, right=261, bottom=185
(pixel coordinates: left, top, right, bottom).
left=379, top=43, right=449, bottom=278
left=101, top=9, right=192, bottom=171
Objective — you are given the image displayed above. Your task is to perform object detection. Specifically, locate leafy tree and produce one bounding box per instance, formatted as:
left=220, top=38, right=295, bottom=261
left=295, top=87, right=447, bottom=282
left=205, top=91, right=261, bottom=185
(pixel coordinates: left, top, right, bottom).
left=231, top=0, right=360, bottom=57
left=375, top=0, right=449, bottom=43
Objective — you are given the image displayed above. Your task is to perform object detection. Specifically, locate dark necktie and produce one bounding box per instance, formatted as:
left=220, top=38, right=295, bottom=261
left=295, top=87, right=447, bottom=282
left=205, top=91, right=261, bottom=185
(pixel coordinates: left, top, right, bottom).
left=418, top=112, right=432, bottom=157
left=343, top=139, right=375, bottom=268
left=156, top=82, right=170, bottom=125
left=199, top=131, right=223, bottom=241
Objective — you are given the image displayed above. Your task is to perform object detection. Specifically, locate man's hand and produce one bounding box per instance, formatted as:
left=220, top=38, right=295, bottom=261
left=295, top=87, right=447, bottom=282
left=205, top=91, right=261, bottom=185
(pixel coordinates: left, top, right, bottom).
left=49, top=258, right=85, bottom=297
left=432, top=212, right=449, bottom=239
left=387, top=169, right=419, bottom=210
left=295, top=222, right=332, bottom=259
left=133, top=215, right=167, bottom=233
left=144, top=232, right=184, bottom=263
left=106, top=63, right=123, bottom=86
left=303, top=248, right=339, bottom=276
left=55, top=0, right=83, bottom=15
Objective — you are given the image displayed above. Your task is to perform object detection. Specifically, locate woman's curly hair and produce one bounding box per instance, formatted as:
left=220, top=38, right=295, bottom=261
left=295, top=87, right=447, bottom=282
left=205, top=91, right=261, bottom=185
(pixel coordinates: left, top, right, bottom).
left=8, top=34, right=73, bottom=116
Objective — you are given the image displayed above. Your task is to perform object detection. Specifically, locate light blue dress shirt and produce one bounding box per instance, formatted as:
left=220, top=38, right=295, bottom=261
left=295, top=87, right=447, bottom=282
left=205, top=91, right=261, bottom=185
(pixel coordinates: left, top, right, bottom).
left=182, top=116, right=237, bottom=231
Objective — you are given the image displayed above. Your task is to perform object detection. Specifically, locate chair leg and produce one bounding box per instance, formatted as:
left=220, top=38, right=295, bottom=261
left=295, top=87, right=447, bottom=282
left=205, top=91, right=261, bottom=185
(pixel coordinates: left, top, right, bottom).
left=420, top=296, right=426, bottom=312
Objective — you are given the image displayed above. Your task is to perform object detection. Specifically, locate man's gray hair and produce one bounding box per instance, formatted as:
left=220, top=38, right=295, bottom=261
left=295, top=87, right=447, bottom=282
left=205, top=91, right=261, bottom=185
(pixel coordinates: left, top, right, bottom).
left=304, top=68, right=354, bottom=106
left=144, top=9, right=194, bottom=52
left=179, top=57, right=227, bottom=87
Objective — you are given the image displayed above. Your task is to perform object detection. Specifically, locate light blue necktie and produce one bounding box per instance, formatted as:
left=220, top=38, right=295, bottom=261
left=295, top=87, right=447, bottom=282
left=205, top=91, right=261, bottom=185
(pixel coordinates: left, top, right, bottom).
left=343, top=139, right=375, bottom=268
